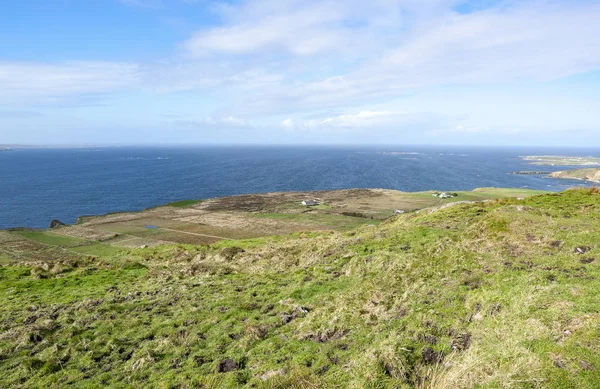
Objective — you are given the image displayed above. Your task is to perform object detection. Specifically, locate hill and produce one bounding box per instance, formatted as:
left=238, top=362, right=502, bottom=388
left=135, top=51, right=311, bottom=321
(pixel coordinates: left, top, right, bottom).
left=1, top=188, right=599, bottom=388
left=550, top=168, right=600, bottom=183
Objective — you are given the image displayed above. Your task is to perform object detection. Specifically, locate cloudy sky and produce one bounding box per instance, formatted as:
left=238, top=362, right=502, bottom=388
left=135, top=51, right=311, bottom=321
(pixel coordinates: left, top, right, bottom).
left=1, top=0, right=599, bottom=145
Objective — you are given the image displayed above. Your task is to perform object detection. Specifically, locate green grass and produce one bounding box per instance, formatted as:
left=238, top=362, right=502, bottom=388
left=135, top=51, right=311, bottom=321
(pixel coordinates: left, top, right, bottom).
left=255, top=212, right=379, bottom=230
left=13, top=231, right=87, bottom=247
left=69, top=243, right=124, bottom=256
left=165, top=199, right=202, bottom=208
left=1, top=188, right=599, bottom=388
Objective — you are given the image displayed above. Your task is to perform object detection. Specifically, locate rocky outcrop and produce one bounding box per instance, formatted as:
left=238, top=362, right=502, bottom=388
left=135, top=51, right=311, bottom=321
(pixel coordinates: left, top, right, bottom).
left=49, top=220, right=66, bottom=229
left=550, top=168, right=600, bottom=183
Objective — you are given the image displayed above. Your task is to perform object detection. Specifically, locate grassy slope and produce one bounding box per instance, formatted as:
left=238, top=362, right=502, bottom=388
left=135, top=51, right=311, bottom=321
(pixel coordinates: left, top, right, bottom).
left=550, top=169, right=600, bottom=183
left=1, top=189, right=599, bottom=388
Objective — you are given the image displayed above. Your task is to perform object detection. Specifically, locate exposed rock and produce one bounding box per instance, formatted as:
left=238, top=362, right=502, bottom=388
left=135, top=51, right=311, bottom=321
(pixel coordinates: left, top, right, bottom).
left=575, top=246, right=591, bottom=255
left=49, top=219, right=66, bottom=229
left=550, top=168, right=600, bottom=183
left=260, top=369, right=285, bottom=381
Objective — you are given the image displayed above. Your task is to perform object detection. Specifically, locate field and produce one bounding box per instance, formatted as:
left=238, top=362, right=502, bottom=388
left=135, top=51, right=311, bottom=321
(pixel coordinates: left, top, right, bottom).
left=0, top=188, right=545, bottom=264
left=2, top=188, right=599, bottom=388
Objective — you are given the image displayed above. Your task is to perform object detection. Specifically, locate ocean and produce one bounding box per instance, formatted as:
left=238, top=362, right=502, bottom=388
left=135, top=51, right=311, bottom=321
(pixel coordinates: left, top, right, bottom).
left=0, top=145, right=596, bottom=229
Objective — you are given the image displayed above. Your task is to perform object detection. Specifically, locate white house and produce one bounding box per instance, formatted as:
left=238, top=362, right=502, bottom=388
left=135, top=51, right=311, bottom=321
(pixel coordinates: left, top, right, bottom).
left=394, top=209, right=405, bottom=214
left=302, top=200, right=320, bottom=206
left=439, top=192, right=453, bottom=199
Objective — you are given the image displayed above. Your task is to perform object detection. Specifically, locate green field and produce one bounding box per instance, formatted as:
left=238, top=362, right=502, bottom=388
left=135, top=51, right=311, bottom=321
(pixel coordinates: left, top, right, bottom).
left=254, top=212, right=379, bottom=230
left=164, top=199, right=203, bottom=208
left=1, top=188, right=599, bottom=388
left=13, top=231, right=87, bottom=247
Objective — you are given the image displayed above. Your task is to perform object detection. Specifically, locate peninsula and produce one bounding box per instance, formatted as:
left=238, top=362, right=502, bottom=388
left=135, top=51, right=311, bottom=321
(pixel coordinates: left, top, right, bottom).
left=520, top=155, right=600, bottom=166
left=550, top=168, right=600, bottom=183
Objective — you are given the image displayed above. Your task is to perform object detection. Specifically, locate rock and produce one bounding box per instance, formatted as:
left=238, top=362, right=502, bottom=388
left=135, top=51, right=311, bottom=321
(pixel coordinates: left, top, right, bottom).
left=49, top=219, right=66, bottom=229
left=217, top=358, right=238, bottom=373
left=261, top=369, right=285, bottom=381
left=575, top=246, right=591, bottom=254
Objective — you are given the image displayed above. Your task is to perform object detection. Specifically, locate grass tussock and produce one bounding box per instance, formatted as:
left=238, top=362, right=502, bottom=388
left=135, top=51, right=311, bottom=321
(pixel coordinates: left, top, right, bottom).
left=1, top=189, right=600, bottom=388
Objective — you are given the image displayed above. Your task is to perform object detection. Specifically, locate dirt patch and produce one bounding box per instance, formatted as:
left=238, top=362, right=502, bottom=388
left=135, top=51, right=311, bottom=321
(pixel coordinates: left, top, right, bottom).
left=217, top=359, right=238, bottom=373
left=451, top=332, right=472, bottom=351
left=303, top=328, right=349, bottom=343
left=422, top=348, right=444, bottom=364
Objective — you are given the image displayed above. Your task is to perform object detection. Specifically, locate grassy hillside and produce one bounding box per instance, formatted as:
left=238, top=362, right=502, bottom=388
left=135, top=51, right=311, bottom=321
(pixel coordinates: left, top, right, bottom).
left=1, top=189, right=599, bottom=388
left=550, top=168, right=600, bottom=183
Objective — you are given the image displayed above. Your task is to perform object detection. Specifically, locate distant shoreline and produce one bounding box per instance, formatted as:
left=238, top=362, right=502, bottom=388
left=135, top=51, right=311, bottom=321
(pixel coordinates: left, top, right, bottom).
left=549, top=168, right=600, bottom=183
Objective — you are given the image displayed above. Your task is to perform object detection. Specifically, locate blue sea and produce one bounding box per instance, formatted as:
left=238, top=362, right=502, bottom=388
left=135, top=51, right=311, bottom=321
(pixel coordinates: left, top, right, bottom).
left=1, top=146, right=597, bottom=229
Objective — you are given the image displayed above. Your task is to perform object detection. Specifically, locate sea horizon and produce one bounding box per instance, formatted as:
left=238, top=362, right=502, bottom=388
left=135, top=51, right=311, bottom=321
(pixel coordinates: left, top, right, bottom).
left=1, top=145, right=596, bottom=230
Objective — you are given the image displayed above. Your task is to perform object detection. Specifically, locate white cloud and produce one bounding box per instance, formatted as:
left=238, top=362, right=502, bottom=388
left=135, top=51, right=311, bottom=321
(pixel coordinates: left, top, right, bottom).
left=0, top=61, right=140, bottom=105
left=183, top=0, right=410, bottom=58
left=171, top=115, right=251, bottom=129
left=281, top=118, right=295, bottom=130
left=283, top=110, right=453, bottom=133
left=177, top=0, right=600, bottom=118
left=2, top=0, right=600, bottom=145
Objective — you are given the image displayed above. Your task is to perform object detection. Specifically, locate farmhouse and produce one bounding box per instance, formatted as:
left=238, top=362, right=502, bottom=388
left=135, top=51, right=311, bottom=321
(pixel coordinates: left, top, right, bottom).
left=301, top=200, right=320, bottom=206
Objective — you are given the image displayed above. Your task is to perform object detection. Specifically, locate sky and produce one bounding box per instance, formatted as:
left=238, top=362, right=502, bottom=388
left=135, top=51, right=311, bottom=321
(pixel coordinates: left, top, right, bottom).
left=0, top=0, right=599, bottom=146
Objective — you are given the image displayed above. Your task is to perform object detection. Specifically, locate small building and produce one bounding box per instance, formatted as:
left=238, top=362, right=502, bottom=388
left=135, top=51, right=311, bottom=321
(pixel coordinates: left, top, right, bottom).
left=394, top=209, right=405, bottom=214
left=439, top=192, right=453, bottom=199
left=301, top=200, right=320, bottom=206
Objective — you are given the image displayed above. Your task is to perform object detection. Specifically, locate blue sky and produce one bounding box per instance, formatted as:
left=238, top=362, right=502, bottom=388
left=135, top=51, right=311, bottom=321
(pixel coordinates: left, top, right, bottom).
left=1, top=0, right=599, bottom=146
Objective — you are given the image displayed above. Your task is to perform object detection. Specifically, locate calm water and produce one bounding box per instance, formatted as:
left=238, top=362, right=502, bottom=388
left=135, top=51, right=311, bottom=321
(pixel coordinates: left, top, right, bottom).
left=0, top=146, right=596, bottom=229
